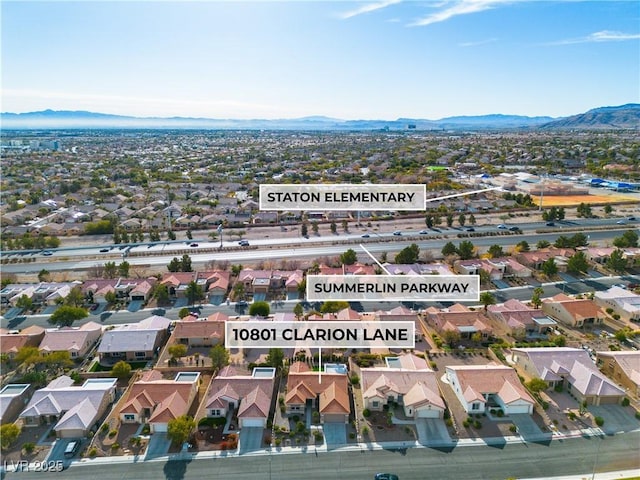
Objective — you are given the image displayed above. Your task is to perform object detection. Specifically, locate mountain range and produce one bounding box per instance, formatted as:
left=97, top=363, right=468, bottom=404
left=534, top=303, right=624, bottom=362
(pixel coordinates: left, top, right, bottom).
left=1, top=104, right=638, bottom=130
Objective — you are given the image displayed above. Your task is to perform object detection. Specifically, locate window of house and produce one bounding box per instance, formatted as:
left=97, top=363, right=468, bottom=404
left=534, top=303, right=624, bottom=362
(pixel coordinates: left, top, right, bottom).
left=71, top=352, right=77, bottom=357
left=211, top=409, right=221, bottom=416
left=471, top=403, right=480, bottom=410
left=135, top=351, right=146, bottom=358
left=124, top=414, right=135, bottom=421
left=372, top=401, right=379, bottom=408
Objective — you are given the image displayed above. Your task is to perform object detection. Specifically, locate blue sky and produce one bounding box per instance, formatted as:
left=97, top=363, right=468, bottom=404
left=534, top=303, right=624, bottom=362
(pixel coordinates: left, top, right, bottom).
left=2, top=1, right=639, bottom=119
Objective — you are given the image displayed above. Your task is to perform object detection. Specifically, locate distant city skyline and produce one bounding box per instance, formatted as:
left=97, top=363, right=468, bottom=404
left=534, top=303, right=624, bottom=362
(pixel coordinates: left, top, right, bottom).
left=2, top=1, right=639, bottom=120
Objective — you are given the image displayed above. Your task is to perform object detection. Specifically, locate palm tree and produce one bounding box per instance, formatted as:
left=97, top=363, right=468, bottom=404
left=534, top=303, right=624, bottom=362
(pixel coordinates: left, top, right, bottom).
left=479, top=291, right=496, bottom=311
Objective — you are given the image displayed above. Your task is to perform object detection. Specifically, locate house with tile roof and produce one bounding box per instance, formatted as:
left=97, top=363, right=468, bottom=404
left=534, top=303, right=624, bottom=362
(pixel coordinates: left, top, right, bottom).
left=512, top=347, right=625, bottom=405
left=542, top=294, right=605, bottom=328
left=487, top=299, right=557, bottom=339
left=360, top=353, right=445, bottom=419
left=97, top=315, right=170, bottom=365
left=285, top=362, right=350, bottom=424
left=425, top=304, right=492, bottom=340
left=171, top=319, right=225, bottom=347
left=0, top=326, right=45, bottom=360
left=20, top=377, right=117, bottom=438
left=516, top=247, right=575, bottom=272
left=119, top=371, right=200, bottom=433
left=445, top=364, right=535, bottom=415
left=594, top=286, right=640, bottom=321
left=204, top=366, right=276, bottom=428
left=39, top=322, right=102, bottom=359
left=0, top=384, right=31, bottom=424
left=596, top=351, right=640, bottom=397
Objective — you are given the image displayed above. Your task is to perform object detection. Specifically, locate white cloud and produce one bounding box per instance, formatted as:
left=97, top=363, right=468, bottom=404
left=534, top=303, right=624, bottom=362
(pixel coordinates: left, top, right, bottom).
left=459, top=37, right=498, bottom=47
left=548, top=30, right=640, bottom=45
left=339, top=0, right=402, bottom=20
left=409, top=0, right=514, bottom=27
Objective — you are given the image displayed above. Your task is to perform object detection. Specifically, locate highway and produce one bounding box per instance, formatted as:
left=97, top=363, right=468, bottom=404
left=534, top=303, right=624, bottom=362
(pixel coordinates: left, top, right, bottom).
left=4, top=430, right=640, bottom=480
left=1, top=221, right=638, bottom=274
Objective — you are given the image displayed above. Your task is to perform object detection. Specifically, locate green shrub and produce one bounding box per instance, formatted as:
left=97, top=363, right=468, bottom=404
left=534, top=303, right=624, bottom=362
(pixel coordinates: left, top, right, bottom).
left=635, top=412, right=640, bottom=420
left=621, top=397, right=630, bottom=407
left=275, top=438, right=282, bottom=447
left=362, top=408, right=371, bottom=418
left=100, top=423, right=109, bottom=434
left=111, top=442, right=120, bottom=451
left=542, top=401, right=549, bottom=410
left=108, top=429, right=118, bottom=438
left=554, top=384, right=563, bottom=393
left=568, top=412, right=576, bottom=421
left=22, top=442, right=35, bottom=454
left=594, top=416, right=604, bottom=427
left=474, top=420, right=482, bottom=429
left=88, top=447, right=97, bottom=458
left=509, top=424, right=517, bottom=433
left=462, top=419, right=470, bottom=428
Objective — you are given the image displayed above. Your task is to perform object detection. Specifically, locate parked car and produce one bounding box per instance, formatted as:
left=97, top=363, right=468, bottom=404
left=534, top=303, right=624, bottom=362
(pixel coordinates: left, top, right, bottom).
left=64, top=441, right=80, bottom=458
left=238, top=240, right=250, bottom=246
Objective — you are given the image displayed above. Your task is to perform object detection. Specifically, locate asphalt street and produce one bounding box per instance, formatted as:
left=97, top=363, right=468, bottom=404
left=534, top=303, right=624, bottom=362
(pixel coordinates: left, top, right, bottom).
left=4, top=430, right=640, bottom=480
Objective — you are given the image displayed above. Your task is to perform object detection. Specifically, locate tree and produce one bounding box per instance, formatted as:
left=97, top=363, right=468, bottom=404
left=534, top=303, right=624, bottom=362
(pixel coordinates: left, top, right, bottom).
left=301, top=223, right=308, bottom=237
left=536, top=240, right=551, bottom=249
left=64, top=286, right=85, bottom=308
left=613, top=230, right=639, bottom=248
left=468, top=214, right=476, bottom=225
left=320, top=301, right=349, bottom=314
left=541, top=258, right=558, bottom=277
left=209, top=344, right=230, bottom=373
left=442, top=329, right=461, bottom=347
left=604, top=204, right=613, bottom=215
left=168, top=344, right=188, bottom=360
left=186, top=229, right=193, bottom=240
left=167, top=415, right=195, bottom=447
left=342, top=220, right=349, bottom=232
left=516, top=240, right=530, bottom=252
left=38, top=269, right=50, bottom=282
left=395, top=244, right=420, bottom=264
left=293, top=302, right=304, bottom=320
left=479, top=291, right=495, bottom=311
left=1, top=423, right=21, bottom=450
left=178, top=307, right=191, bottom=319
left=458, top=214, right=466, bottom=227
left=180, top=254, right=193, bottom=272
left=48, top=306, right=88, bottom=327
left=442, top=241, right=457, bottom=256
left=111, top=360, right=132, bottom=380
left=425, top=214, right=434, bottom=228
left=457, top=240, right=475, bottom=260
left=185, top=281, right=204, bottom=305
left=249, top=301, right=270, bottom=317
left=153, top=284, right=170, bottom=305
left=446, top=214, right=454, bottom=228
left=104, top=261, right=118, bottom=279
left=478, top=269, right=491, bottom=286
left=231, top=264, right=243, bottom=276
left=607, top=249, right=627, bottom=273
left=167, top=257, right=182, bottom=272
left=104, top=291, right=117, bottom=306
left=487, top=244, right=504, bottom=258
left=311, top=221, right=319, bottom=235
left=567, top=251, right=589, bottom=275
left=16, top=294, right=33, bottom=312
left=340, top=249, right=358, bottom=266
left=526, top=378, right=548, bottom=393
left=15, top=346, right=40, bottom=365
left=330, top=221, right=337, bottom=234
left=531, top=287, right=544, bottom=309
left=266, top=348, right=284, bottom=370
left=118, top=261, right=130, bottom=277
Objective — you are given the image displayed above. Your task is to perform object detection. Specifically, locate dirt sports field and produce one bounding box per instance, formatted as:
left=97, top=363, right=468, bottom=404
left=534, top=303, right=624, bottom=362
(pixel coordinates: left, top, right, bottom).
left=534, top=194, right=639, bottom=207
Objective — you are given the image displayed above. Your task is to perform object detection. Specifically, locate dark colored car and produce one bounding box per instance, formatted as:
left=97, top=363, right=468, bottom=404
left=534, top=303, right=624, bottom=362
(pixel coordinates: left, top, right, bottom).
left=99, top=248, right=109, bottom=253
left=509, top=226, right=520, bottom=232
left=466, top=227, right=475, bottom=232
left=546, top=222, right=555, bottom=226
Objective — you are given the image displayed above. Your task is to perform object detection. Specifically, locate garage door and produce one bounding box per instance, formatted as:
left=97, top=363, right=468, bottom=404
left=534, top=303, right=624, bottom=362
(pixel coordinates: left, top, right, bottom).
left=417, top=407, right=441, bottom=418
left=506, top=404, right=532, bottom=415
left=153, top=423, right=168, bottom=433
left=322, top=414, right=347, bottom=423
left=240, top=418, right=265, bottom=428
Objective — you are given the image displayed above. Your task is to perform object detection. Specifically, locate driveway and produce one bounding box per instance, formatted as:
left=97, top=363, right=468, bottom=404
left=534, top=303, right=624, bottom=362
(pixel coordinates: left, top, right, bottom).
left=510, top=414, right=544, bottom=440
left=239, top=427, right=263, bottom=453
left=588, top=405, right=640, bottom=434
left=144, top=433, right=171, bottom=459
left=322, top=423, right=346, bottom=447
left=45, top=438, right=82, bottom=464
left=416, top=419, right=451, bottom=446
